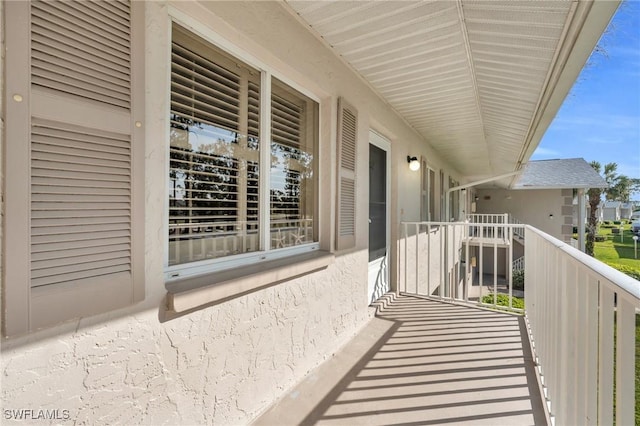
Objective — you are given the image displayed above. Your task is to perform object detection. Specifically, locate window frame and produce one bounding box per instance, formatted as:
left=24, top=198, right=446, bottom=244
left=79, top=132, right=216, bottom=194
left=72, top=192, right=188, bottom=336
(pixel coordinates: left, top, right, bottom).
left=164, top=17, right=322, bottom=282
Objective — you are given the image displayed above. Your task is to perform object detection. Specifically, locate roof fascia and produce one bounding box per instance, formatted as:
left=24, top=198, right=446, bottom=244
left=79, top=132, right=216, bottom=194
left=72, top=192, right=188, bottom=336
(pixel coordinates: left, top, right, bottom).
left=514, top=0, right=621, bottom=169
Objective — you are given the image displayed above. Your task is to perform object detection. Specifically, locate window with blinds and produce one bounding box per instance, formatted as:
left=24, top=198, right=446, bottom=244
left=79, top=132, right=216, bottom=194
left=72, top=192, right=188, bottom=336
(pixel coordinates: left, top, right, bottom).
left=169, top=25, right=260, bottom=266
left=168, top=24, right=318, bottom=269
left=270, top=79, right=317, bottom=249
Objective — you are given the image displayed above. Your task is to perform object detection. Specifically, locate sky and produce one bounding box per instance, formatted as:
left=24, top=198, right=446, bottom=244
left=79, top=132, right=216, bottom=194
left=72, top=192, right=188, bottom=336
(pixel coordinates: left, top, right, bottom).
left=531, top=1, right=640, bottom=188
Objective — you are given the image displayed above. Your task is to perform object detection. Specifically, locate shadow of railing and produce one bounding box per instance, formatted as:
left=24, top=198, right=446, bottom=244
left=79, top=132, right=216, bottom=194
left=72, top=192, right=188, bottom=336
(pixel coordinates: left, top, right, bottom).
left=292, top=295, right=546, bottom=425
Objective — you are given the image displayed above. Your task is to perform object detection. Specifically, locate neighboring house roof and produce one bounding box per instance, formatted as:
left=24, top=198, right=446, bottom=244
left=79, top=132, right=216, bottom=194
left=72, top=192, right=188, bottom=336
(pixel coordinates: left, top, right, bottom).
left=511, top=158, right=608, bottom=190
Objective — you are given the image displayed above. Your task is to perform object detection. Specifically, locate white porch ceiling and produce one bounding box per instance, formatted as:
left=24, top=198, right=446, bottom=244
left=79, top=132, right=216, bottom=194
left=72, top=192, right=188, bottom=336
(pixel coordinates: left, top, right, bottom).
left=284, top=0, right=618, bottom=181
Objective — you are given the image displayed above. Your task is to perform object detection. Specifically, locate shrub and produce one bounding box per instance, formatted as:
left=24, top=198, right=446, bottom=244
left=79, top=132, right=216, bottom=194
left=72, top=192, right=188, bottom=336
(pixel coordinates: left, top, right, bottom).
left=512, top=269, right=525, bottom=291
left=595, top=235, right=606, bottom=242
left=481, top=293, right=524, bottom=310
left=607, top=264, right=640, bottom=281
left=614, top=221, right=622, bottom=225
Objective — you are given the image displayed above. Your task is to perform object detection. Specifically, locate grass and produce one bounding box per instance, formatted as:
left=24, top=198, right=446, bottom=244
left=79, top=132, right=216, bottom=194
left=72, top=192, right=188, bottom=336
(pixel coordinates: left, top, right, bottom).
left=481, top=293, right=524, bottom=310
left=575, top=222, right=640, bottom=280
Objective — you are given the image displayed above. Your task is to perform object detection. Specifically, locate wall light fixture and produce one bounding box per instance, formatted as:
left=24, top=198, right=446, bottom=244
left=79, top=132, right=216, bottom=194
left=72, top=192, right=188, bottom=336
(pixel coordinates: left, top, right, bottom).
left=407, top=156, right=420, bottom=171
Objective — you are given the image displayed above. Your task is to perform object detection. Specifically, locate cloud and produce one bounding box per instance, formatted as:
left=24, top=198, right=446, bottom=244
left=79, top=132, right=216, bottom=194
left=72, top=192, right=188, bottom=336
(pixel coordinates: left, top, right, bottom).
left=531, top=147, right=561, bottom=160
left=550, top=113, right=640, bottom=137
left=616, top=161, right=640, bottom=179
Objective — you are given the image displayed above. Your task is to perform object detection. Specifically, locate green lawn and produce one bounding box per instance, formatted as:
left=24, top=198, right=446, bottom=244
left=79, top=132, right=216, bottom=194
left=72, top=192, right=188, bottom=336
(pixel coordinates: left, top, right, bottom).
left=575, top=222, right=640, bottom=280
left=595, top=223, right=640, bottom=270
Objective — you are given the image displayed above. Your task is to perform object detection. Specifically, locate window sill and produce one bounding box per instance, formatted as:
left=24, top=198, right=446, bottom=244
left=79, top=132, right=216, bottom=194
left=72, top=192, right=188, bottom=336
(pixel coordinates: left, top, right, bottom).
left=165, top=250, right=334, bottom=316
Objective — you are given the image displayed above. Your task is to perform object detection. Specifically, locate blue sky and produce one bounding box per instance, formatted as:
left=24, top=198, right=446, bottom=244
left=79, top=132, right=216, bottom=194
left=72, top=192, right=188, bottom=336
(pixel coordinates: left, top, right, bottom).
left=532, top=1, right=640, bottom=184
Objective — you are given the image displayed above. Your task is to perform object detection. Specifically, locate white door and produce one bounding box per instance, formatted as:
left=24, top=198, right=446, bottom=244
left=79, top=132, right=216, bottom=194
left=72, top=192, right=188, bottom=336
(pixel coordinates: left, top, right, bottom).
left=368, top=131, right=390, bottom=305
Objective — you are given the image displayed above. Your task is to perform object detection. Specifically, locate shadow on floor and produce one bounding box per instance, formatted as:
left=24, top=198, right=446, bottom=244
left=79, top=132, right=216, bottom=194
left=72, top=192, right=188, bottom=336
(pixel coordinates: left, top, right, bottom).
left=255, top=295, right=547, bottom=426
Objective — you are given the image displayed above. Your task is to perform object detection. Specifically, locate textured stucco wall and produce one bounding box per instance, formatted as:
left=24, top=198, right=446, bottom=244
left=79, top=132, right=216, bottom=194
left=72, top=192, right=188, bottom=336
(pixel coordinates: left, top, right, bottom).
left=1, top=2, right=462, bottom=424
left=1, top=252, right=370, bottom=425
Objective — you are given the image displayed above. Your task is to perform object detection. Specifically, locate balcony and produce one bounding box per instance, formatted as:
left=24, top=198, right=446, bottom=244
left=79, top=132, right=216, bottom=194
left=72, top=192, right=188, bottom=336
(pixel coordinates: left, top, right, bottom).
left=256, top=221, right=639, bottom=425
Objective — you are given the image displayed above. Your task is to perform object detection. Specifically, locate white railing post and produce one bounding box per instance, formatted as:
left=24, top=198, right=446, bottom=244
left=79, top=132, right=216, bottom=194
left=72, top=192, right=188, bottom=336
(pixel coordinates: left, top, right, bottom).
left=598, top=287, right=615, bottom=425
left=616, top=296, right=636, bottom=425
left=416, top=223, right=420, bottom=294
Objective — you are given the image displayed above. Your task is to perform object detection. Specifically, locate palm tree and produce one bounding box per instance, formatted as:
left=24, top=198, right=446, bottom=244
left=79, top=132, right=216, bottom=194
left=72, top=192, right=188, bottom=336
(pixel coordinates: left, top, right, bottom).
left=586, top=161, right=617, bottom=256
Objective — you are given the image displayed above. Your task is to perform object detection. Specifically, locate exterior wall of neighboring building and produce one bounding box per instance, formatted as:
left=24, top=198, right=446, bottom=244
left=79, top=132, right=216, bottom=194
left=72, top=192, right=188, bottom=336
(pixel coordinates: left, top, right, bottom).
left=475, top=188, right=573, bottom=242
left=602, top=202, right=621, bottom=221
left=1, top=2, right=463, bottom=424
left=620, top=203, right=633, bottom=220
left=574, top=204, right=602, bottom=226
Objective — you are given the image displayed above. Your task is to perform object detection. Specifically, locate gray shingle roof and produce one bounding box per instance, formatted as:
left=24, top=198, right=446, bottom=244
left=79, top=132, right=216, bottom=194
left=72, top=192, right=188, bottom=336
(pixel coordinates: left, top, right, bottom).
left=512, top=158, right=608, bottom=190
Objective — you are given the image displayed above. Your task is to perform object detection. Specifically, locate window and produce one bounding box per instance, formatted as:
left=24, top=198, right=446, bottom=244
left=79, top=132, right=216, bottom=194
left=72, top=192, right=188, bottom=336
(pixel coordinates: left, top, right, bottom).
left=420, top=159, right=435, bottom=222
left=439, top=170, right=445, bottom=221
left=168, top=25, right=318, bottom=275
left=449, top=177, right=460, bottom=221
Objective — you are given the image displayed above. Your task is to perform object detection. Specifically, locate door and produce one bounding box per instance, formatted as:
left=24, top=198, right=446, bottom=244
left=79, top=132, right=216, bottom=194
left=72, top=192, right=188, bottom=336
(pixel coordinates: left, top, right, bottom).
left=368, top=131, right=390, bottom=305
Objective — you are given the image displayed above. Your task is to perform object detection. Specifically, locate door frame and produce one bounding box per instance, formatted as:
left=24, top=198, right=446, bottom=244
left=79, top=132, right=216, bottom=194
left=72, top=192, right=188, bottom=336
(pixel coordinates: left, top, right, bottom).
left=368, top=130, right=391, bottom=305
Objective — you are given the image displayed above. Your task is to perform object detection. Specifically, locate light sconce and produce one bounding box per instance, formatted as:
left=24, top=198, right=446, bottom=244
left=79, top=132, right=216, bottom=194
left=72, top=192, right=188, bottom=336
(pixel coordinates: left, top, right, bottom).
left=407, top=156, right=420, bottom=171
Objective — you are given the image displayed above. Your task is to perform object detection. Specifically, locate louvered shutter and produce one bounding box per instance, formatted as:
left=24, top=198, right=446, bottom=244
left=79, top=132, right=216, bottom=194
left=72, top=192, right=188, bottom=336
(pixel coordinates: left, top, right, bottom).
left=4, top=0, right=144, bottom=335
left=335, top=98, right=358, bottom=251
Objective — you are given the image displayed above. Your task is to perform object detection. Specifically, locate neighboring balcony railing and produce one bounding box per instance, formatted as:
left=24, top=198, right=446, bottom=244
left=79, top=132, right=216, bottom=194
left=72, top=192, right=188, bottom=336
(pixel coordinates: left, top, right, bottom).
left=398, top=221, right=640, bottom=425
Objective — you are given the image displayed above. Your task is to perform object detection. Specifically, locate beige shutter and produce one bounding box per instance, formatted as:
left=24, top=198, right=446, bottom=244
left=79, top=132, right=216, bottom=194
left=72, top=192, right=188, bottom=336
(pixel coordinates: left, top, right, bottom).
left=335, top=98, right=358, bottom=251
left=4, top=0, right=144, bottom=335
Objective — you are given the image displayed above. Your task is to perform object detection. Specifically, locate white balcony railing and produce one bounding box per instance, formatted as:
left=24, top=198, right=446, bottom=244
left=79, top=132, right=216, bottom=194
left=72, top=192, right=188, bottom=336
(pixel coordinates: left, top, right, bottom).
left=467, top=213, right=509, bottom=224
left=513, top=255, right=525, bottom=272
left=399, top=221, right=640, bottom=425
left=525, top=225, right=639, bottom=426
left=400, top=221, right=525, bottom=310
left=467, top=213, right=525, bottom=239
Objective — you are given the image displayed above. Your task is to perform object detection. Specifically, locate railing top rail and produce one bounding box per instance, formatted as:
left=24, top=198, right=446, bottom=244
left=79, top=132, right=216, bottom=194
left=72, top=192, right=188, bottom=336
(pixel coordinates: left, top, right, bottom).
left=401, top=221, right=524, bottom=227
left=526, top=225, right=640, bottom=302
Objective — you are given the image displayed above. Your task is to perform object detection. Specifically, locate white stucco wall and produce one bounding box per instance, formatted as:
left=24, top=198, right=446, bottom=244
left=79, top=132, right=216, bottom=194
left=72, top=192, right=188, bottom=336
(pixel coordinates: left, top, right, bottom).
left=475, top=188, right=573, bottom=242
left=1, top=2, right=462, bottom=424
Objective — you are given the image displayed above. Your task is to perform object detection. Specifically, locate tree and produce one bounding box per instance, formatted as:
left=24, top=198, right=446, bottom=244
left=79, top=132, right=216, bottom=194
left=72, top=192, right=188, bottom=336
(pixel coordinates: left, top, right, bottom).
left=608, top=175, right=640, bottom=202
left=586, top=161, right=618, bottom=256
left=602, top=163, right=618, bottom=200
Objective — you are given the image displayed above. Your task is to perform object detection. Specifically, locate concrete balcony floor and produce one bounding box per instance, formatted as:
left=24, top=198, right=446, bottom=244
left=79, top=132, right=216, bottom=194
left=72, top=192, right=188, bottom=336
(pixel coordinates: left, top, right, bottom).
left=255, top=295, right=547, bottom=426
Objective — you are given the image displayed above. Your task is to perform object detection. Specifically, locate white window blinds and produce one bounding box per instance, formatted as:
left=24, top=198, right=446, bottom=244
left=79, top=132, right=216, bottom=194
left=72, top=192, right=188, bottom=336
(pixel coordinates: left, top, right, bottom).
left=167, top=25, right=319, bottom=272
left=270, top=80, right=317, bottom=249
left=169, top=25, right=261, bottom=266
